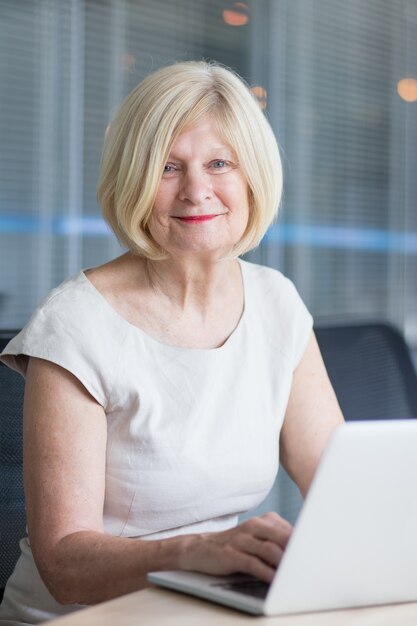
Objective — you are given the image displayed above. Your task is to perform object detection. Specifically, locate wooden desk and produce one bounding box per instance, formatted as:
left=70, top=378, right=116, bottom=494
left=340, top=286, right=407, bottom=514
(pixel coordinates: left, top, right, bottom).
left=47, top=587, right=417, bottom=626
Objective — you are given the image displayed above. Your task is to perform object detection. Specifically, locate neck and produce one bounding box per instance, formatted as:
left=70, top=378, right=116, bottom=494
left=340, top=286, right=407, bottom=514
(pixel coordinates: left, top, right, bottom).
left=142, top=254, right=240, bottom=311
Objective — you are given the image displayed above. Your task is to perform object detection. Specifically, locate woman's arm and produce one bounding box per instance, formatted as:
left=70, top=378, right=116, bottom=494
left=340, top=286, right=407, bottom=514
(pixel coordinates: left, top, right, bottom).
left=24, top=357, right=191, bottom=605
left=24, top=357, right=291, bottom=606
left=279, top=331, right=345, bottom=497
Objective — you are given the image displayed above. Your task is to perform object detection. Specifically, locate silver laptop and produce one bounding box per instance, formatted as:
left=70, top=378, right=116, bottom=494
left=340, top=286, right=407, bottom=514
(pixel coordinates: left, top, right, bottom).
left=148, top=419, right=417, bottom=615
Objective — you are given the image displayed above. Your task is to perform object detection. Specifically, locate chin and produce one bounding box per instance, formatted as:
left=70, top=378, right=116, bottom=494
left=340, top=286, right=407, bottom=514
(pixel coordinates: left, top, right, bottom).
left=165, top=234, right=236, bottom=255
left=167, top=245, right=235, bottom=262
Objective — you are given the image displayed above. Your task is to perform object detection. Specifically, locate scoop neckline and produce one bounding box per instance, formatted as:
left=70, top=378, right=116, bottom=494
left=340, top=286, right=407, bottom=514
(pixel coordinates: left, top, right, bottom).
left=79, top=258, right=249, bottom=354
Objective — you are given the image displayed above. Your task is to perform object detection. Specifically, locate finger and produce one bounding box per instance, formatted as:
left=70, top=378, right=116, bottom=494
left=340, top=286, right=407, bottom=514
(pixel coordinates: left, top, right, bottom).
left=256, top=539, right=285, bottom=568
left=260, top=511, right=293, bottom=539
left=261, top=512, right=292, bottom=541
left=233, top=552, right=277, bottom=584
left=241, top=516, right=292, bottom=549
left=231, top=534, right=284, bottom=568
left=261, top=511, right=292, bottom=531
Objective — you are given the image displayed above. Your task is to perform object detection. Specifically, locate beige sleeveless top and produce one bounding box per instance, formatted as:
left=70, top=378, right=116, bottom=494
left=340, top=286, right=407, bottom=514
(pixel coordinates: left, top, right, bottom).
left=0, top=259, right=312, bottom=624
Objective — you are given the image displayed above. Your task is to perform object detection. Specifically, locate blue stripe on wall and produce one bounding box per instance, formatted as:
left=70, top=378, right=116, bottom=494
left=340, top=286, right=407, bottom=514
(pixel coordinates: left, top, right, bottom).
left=1, top=214, right=417, bottom=254
left=265, top=223, right=417, bottom=253
left=0, top=215, right=111, bottom=236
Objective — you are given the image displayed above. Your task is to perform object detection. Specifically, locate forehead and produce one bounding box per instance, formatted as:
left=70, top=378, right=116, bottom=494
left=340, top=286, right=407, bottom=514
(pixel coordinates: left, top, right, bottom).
left=168, top=118, right=236, bottom=157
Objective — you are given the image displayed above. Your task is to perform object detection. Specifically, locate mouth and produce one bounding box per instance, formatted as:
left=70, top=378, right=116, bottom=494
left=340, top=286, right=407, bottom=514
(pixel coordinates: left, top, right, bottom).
left=172, top=214, right=221, bottom=223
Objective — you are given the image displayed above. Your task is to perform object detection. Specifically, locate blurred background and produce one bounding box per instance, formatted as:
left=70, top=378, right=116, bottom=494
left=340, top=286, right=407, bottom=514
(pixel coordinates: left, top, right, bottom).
left=1, top=0, right=417, bottom=345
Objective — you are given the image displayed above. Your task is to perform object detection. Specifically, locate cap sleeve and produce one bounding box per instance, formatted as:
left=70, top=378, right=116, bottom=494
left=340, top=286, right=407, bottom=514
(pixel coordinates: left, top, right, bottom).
left=241, top=260, right=313, bottom=370
left=279, top=275, right=313, bottom=368
left=0, top=273, right=127, bottom=409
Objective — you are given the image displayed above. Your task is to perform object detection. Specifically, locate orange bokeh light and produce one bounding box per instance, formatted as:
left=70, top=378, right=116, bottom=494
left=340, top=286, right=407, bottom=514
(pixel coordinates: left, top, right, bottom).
left=397, top=78, right=417, bottom=102
left=250, top=85, right=267, bottom=110
left=223, top=2, right=249, bottom=27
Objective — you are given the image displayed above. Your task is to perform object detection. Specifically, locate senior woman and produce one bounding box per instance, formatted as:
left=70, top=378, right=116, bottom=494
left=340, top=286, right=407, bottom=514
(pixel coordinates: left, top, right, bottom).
left=0, top=61, right=344, bottom=624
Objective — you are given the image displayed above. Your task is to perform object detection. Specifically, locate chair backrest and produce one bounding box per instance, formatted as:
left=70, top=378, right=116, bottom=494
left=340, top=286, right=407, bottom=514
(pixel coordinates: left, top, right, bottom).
left=0, top=331, right=25, bottom=602
left=315, top=322, right=417, bottom=421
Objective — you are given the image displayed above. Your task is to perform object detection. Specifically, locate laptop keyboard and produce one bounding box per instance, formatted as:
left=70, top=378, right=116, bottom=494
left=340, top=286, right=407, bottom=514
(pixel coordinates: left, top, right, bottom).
left=211, top=576, right=270, bottom=599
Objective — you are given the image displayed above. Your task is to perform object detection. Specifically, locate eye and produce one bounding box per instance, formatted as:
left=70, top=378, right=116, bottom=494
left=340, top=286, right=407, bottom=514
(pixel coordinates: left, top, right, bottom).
left=209, top=159, right=236, bottom=173
left=162, top=163, right=179, bottom=176
left=211, top=160, right=227, bottom=169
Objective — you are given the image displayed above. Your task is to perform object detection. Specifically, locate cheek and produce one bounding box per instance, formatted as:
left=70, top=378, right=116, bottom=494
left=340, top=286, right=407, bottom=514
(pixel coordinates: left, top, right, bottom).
left=150, top=195, right=171, bottom=225
left=222, top=177, right=249, bottom=208
left=152, top=180, right=177, bottom=211
left=234, top=186, right=250, bottom=220
left=235, top=176, right=250, bottom=209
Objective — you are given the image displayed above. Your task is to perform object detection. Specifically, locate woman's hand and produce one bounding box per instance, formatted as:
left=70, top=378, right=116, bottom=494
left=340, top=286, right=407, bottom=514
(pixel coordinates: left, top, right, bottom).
left=179, top=512, right=292, bottom=583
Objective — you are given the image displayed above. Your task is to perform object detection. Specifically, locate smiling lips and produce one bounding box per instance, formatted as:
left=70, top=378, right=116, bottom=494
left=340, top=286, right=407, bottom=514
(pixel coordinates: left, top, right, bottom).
left=173, top=214, right=221, bottom=223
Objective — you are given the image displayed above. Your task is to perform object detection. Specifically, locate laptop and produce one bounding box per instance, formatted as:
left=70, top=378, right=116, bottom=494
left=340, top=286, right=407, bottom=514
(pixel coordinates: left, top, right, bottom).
left=148, top=419, right=417, bottom=615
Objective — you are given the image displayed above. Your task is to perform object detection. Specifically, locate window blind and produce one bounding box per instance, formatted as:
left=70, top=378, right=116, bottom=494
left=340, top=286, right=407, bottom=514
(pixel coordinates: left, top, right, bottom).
left=0, top=0, right=416, bottom=345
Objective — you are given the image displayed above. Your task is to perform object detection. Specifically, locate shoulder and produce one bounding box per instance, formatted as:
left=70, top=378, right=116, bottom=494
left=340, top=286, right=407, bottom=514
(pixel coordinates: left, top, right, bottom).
left=39, top=271, right=102, bottom=313
left=25, top=271, right=124, bottom=342
left=239, top=258, right=303, bottom=304
left=239, top=259, right=313, bottom=367
left=1, top=272, right=128, bottom=406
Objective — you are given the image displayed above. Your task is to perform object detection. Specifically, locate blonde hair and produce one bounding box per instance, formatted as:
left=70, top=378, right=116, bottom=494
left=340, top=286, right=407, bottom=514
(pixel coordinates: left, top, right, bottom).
left=97, top=61, right=282, bottom=259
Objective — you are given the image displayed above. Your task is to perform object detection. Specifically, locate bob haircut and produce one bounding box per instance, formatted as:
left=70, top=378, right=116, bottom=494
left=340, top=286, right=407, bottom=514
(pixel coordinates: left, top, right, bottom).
left=97, top=60, right=283, bottom=260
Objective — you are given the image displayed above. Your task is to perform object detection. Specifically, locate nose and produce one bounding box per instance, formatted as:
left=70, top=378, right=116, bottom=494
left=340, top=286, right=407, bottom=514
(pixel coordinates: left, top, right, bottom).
left=178, top=167, right=212, bottom=205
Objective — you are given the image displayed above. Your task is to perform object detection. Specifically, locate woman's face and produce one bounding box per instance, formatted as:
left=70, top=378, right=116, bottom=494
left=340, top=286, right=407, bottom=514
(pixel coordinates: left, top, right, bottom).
left=148, top=118, right=249, bottom=259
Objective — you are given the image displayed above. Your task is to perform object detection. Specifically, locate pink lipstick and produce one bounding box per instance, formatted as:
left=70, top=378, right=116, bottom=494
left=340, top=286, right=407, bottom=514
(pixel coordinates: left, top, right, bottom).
left=174, top=215, right=219, bottom=223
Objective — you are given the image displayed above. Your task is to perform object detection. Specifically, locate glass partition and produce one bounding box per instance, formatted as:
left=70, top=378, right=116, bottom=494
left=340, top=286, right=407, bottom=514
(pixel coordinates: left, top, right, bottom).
left=1, top=0, right=416, bottom=345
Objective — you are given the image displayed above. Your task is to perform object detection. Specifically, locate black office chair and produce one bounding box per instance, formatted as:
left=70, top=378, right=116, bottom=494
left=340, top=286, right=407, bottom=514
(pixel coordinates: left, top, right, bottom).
left=249, top=321, right=417, bottom=524
left=315, top=321, right=417, bottom=421
left=0, top=330, right=26, bottom=603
